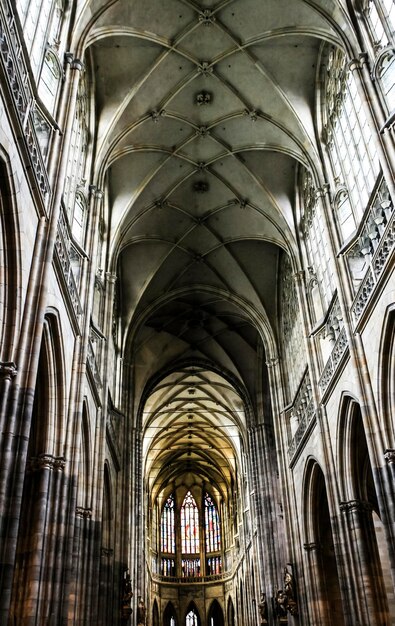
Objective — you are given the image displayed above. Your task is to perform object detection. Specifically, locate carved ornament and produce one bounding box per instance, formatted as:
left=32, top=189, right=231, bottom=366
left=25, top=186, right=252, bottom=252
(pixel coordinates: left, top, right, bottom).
left=193, top=181, right=209, bottom=193
left=198, top=62, right=214, bottom=76
left=339, top=499, right=373, bottom=513
left=195, top=91, right=212, bottom=106
left=76, top=506, right=92, bottom=518
left=0, top=361, right=17, bottom=380
left=28, top=454, right=66, bottom=472
left=199, top=9, right=216, bottom=26
left=384, top=449, right=395, bottom=464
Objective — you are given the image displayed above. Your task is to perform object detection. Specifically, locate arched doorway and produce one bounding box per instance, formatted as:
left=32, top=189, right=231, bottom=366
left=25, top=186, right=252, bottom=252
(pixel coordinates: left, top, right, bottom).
left=227, top=597, right=235, bottom=626
left=164, top=601, right=177, bottom=626
left=341, top=400, right=393, bottom=624
left=208, top=599, right=224, bottom=626
left=185, top=602, right=200, bottom=626
left=304, top=460, right=345, bottom=626
left=152, top=599, right=159, bottom=626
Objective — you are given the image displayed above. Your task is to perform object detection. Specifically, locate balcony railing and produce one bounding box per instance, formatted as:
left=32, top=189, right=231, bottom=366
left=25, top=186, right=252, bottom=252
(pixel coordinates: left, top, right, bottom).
left=318, top=295, right=349, bottom=396
left=346, top=178, right=394, bottom=325
left=287, top=369, right=316, bottom=460
left=151, top=572, right=227, bottom=584
left=87, top=327, right=103, bottom=389
left=54, top=207, right=82, bottom=321
left=0, top=2, right=50, bottom=199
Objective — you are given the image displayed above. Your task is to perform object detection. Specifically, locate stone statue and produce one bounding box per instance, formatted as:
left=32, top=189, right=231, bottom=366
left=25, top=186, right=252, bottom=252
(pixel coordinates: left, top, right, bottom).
left=122, top=571, right=133, bottom=603
left=274, top=589, right=288, bottom=618
left=120, top=569, right=133, bottom=623
left=283, top=567, right=298, bottom=616
left=258, top=591, right=268, bottom=623
left=137, top=597, right=146, bottom=625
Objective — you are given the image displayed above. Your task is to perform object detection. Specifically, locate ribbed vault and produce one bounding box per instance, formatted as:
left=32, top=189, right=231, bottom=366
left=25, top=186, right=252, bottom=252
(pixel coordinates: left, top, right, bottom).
left=77, top=0, right=350, bottom=507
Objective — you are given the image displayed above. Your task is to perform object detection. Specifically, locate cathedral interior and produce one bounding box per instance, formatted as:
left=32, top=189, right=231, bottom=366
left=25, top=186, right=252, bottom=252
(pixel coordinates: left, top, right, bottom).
left=1, top=0, right=395, bottom=625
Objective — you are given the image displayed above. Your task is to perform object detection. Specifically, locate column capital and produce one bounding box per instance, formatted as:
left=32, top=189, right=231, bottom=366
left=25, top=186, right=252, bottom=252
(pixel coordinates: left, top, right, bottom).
left=265, top=356, right=280, bottom=368
left=303, top=541, right=320, bottom=552
left=89, top=185, right=104, bottom=199
left=339, top=499, right=372, bottom=514
left=293, top=270, right=305, bottom=285
left=76, top=507, right=92, bottom=519
left=28, top=454, right=66, bottom=472
left=0, top=361, right=17, bottom=380
left=384, top=449, right=395, bottom=464
left=64, top=53, right=84, bottom=71
left=106, top=271, right=117, bottom=285
left=348, top=57, right=362, bottom=73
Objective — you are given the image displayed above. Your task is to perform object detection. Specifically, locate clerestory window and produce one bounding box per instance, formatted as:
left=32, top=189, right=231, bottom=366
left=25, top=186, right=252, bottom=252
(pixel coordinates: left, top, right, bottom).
left=323, top=46, right=380, bottom=237
left=159, top=490, right=222, bottom=578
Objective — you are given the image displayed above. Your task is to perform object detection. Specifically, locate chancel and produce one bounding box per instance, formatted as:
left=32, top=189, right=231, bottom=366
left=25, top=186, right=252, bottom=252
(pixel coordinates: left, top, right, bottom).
left=0, top=1, right=395, bottom=625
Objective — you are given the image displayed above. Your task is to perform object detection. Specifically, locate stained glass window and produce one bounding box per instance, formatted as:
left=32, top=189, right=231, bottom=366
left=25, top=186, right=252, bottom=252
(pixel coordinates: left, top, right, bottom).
left=161, top=558, right=175, bottom=576
left=182, top=558, right=201, bottom=577
left=181, top=491, right=199, bottom=554
left=205, top=492, right=221, bottom=553
left=206, top=556, right=222, bottom=576
left=161, top=494, right=175, bottom=554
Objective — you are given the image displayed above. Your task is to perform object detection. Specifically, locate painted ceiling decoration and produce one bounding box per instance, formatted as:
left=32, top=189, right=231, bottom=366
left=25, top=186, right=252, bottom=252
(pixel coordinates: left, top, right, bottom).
left=75, top=0, right=352, bottom=499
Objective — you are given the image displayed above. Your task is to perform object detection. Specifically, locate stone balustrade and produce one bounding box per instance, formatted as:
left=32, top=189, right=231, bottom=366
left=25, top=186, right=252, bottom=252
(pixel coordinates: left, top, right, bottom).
left=287, top=369, right=316, bottom=460
left=0, top=1, right=50, bottom=199
left=346, top=178, right=394, bottom=324
left=54, top=207, right=82, bottom=320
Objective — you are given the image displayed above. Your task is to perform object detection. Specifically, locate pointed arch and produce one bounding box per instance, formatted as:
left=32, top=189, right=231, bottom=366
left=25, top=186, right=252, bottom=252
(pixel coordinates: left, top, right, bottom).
left=227, top=597, right=235, bottom=626
left=181, top=491, right=199, bottom=554
left=185, top=601, right=200, bottom=626
left=164, top=601, right=177, bottom=626
left=303, top=458, right=344, bottom=626
left=0, top=151, right=20, bottom=362
left=79, top=400, right=91, bottom=508
left=337, top=398, right=394, bottom=622
left=208, top=599, right=224, bottom=626
left=378, top=303, right=395, bottom=446
left=152, top=599, right=159, bottom=626
left=9, top=312, right=66, bottom=623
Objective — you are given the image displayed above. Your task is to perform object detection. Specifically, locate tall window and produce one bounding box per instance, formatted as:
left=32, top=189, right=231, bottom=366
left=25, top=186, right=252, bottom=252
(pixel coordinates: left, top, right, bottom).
left=63, top=70, right=89, bottom=245
left=181, top=491, right=199, bottom=554
left=161, top=493, right=175, bottom=553
left=323, top=46, right=380, bottom=237
left=159, top=489, right=223, bottom=578
left=205, top=493, right=220, bottom=553
left=363, top=0, right=395, bottom=113
left=161, top=494, right=175, bottom=576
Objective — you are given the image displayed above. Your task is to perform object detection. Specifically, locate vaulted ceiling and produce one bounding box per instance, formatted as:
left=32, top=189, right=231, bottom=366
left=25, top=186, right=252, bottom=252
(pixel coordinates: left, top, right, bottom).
left=76, top=0, right=350, bottom=496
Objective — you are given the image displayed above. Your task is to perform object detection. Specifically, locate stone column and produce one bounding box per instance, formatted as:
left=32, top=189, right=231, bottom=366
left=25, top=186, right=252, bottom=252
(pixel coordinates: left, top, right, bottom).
left=10, top=453, right=66, bottom=626
left=302, top=542, right=325, bottom=625
left=248, top=422, right=283, bottom=626
left=339, top=499, right=388, bottom=625
left=0, top=362, right=17, bottom=435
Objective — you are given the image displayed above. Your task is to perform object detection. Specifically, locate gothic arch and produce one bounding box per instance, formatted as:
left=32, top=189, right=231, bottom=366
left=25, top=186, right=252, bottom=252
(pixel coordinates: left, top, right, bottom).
left=227, top=597, right=235, bottom=626
left=152, top=599, right=159, bottom=626
left=184, top=601, right=200, bottom=626
left=0, top=152, right=20, bottom=361
left=337, top=399, right=393, bottom=623
left=378, top=303, right=395, bottom=447
left=78, top=400, right=92, bottom=508
left=303, top=458, right=345, bottom=626
left=9, top=312, right=66, bottom=624
left=98, top=463, right=114, bottom=626
left=164, top=601, right=177, bottom=626
left=208, top=599, right=224, bottom=626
